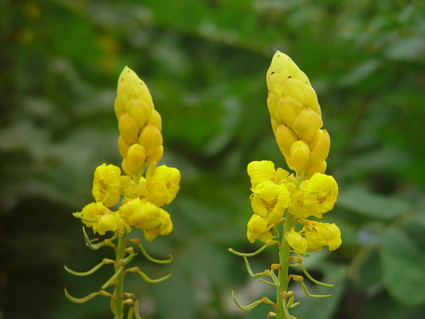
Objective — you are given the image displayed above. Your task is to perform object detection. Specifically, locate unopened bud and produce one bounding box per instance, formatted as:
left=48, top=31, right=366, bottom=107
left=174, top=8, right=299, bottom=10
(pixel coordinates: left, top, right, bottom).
left=271, top=117, right=279, bottom=135
left=300, top=84, right=321, bottom=116
left=122, top=158, right=135, bottom=176
left=125, top=95, right=152, bottom=129
left=267, top=92, right=279, bottom=122
left=146, top=145, right=164, bottom=164
left=127, top=143, right=147, bottom=169
left=290, top=140, right=310, bottom=171
left=118, top=135, right=131, bottom=159
left=305, top=161, right=327, bottom=179
left=119, top=112, right=139, bottom=144
left=309, top=129, right=330, bottom=164
left=281, top=77, right=305, bottom=102
left=292, top=106, right=323, bottom=142
left=146, top=109, right=162, bottom=131
left=275, top=124, right=298, bottom=157
left=134, top=81, right=154, bottom=108
left=115, top=77, right=135, bottom=119
left=138, top=125, right=163, bottom=156
left=275, top=94, right=303, bottom=127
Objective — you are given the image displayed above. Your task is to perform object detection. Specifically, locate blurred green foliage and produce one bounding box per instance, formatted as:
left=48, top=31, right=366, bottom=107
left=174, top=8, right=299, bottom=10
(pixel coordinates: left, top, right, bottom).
left=1, top=0, right=425, bottom=318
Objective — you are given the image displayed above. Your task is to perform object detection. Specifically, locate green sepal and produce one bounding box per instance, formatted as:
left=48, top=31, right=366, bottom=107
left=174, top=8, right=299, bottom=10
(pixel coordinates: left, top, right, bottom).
left=243, top=256, right=264, bottom=278
left=101, top=265, right=123, bottom=289
left=64, top=288, right=113, bottom=303
left=300, top=280, right=332, bottom=299
left=232, top=288, right=264, bottom=311
left=228, top=243, right=267, bottom=257
left=125, top=266, right=172, bottom=283
left=82, top=227, right=116, bottom=250
left=299, top=262, right=334, bottom=288
left=128, top=238, right=173, bottom=264
left=64, top=258, right=115, bottom=277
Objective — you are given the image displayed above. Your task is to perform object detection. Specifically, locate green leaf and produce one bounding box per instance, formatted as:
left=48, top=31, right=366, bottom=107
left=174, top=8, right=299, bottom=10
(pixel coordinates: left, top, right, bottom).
left=337, top=187, right=409, bottom=220
left=380, top=228, right=425, bottom=306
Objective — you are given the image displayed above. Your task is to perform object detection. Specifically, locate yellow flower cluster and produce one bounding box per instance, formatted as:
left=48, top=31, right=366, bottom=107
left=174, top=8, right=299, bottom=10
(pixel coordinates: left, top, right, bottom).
left=266, top=51, right=330, bottom=177
left=75, top=67, right=180, bottom=242
left=246, top=161, right=340, bottom=253
left=246, top=51, right=341, bottom=254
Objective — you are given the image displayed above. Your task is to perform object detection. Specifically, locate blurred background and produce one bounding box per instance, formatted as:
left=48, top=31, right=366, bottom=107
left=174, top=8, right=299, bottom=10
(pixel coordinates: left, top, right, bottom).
left=1, top=0, right=425, bottom=318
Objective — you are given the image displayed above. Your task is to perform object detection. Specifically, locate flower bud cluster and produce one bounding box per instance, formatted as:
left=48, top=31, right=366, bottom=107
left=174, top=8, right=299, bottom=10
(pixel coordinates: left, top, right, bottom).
left=267, top=51, right=330, bottom=176
left=246, top=161, right=341, bottom=253
left=74, top=67, right=180, bottom=242
left=115, top=66, right=164, bottom=177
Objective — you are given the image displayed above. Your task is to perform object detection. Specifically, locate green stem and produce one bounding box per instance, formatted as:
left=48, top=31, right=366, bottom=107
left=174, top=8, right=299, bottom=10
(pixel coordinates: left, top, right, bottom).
left=275, top=168, right=306, bottom=319
left=114, top=233, right=127, bottom=319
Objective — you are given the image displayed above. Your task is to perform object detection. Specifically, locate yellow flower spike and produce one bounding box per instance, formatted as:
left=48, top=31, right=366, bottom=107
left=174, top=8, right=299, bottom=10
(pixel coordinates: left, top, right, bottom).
left=146, top=145, right=164, bottom=164
left=286, top=228, right=308, bottom=255
left=146, top=165, right=181, bottom=206
left=247, top=160, right=276, bottom=187
left=92, top=164, right=122, bottom=207
left=292, top=106, right=323, bottom=142
left=247, top=214, right=274, bottom=244
left=124, top=95, right=152, bottom=130
left=146, top=109, right=162, bottom=131
left=275, top=124, right=298, bottom=157
left=303, top=173, right=338, bottom=215
left=305, top=161, right=327, bottom=179
left=119, top=112, right=139, bottom=144
left=126, top=143, right=146, bottom=170
left=274, top=94, right=304, bottom=127
left=118, top=135, right=131, bottom=159
left=138, top=125, right=163, bottom=156
left=308, top=129, right=330, bottom=164
left=290, top=140, right=310, bottom=171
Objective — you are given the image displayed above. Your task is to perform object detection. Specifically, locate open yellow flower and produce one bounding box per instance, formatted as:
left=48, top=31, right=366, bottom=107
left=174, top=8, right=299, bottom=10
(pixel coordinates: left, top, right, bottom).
left=304, top=221, right=341, bottom=252
left=303, top=173, right=338, bottom=215
left=286, top=227, right=308, bottom=254
left=92, top=164, right=122, bottom=207
left=247, top=214, right=273, bottom=243
left=146, top=165, right=181, bottom=207
left=143, top=209, right=173, bottom=242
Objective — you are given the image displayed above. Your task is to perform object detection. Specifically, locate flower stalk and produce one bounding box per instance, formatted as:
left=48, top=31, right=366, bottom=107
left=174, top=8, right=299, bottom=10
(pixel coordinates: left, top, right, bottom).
left=65, top=66, right=181, bottom=318
left=231, top=51, right=341, bottom=318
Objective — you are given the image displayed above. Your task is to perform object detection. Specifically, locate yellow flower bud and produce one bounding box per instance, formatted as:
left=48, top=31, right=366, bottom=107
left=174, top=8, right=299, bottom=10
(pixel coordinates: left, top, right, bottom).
left=309, top=129, right=330, bottom=164
left=305, top=161, right=327, bottom=179
left=146, top=145, right=164, bottom=164
left=124, top=95, right=152, bottom=130
left=300, top=84, right=321, bottom=116
left=134, top=81, right=154, bottom=109
left=138, top=125, right=163, bottom=156
left=292, top=106, right=323, bottom=142
left=286, top=227, right=308, bottom=255
left=266, top=51, right=310, bottom=87
left=275, top=124, right=298, bottom=157
left=271, top=117, right=279, bottom=134
left=122, top=158, right=135, bottom=176
left=146, top=109, right=162, bottom=131
left=290, top=140, right=310, bottom=171
left=281, top=77, right=305, bottom=102
left=118, top=135, right=131, bottom=159
left=274, top=94, right=303, bottom=127
left=92, top=163, right=122, bottom=207
left=267, top=92, right=279, bottom=122
left=115, top=77, right=135, bottom=119
left=119, top=112, right=139, bottom=144
left=126, top=143, right=146, bottom=169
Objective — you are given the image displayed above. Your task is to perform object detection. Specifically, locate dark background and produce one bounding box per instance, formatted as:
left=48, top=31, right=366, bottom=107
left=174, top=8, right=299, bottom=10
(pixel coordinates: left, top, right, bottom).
left=1, top=0, right=425, bottom=318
